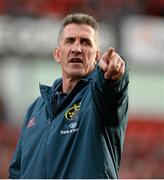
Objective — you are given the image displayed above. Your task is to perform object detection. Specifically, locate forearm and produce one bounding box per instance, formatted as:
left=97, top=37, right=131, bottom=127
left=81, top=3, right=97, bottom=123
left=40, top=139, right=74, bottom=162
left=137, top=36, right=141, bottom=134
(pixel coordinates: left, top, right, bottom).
left=92, top=63, right=129, bottom=126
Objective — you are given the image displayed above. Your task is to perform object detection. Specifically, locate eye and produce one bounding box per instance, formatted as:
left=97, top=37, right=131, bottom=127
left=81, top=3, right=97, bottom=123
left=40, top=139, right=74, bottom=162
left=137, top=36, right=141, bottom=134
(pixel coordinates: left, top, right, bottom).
left=80, top=38, right=92, bottom=47
left=65, top=37, right=75, bottom=44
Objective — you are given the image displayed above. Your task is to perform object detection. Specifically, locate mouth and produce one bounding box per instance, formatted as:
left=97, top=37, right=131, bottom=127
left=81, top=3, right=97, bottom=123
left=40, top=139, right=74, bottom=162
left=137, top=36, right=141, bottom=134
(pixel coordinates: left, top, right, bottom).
left=69, top=58, right=83, bottom=63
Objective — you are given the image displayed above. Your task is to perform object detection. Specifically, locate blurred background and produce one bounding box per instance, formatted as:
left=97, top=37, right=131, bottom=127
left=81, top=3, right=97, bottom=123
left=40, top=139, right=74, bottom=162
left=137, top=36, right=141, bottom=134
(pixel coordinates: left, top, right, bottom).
left=0, top=0, right=164, bottom=178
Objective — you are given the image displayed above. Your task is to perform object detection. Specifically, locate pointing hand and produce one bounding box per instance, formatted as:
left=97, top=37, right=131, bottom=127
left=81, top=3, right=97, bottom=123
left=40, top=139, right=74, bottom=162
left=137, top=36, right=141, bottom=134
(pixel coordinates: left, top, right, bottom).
left=98, top=48, right=125, bottom=80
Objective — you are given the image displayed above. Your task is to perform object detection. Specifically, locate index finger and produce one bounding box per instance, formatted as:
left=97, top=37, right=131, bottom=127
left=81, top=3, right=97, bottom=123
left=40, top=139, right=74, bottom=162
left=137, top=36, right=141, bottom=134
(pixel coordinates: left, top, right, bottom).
left=107, top=47, right=114, bottom=59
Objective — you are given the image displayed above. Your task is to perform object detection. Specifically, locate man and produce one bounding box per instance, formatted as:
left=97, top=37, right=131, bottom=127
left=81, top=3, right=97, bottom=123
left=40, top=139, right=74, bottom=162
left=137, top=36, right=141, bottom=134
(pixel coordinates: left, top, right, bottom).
left=9, top=13, right=129, bottom=179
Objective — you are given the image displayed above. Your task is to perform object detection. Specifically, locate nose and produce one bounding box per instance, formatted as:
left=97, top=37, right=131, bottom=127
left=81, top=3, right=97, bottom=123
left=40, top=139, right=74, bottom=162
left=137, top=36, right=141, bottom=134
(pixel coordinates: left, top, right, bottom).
left=71, top=41, right=82, bottom=54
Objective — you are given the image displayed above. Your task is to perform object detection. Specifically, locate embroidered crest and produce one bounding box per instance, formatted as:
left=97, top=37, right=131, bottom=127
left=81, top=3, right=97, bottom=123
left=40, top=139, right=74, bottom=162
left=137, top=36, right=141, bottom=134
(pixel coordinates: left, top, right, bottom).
left=65, top=102, right=81, bottom=120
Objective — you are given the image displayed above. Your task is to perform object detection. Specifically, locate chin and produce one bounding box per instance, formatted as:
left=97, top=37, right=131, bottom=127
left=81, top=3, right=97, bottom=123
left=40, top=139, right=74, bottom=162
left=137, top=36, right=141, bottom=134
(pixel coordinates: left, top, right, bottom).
left=71, top=72, right=84, bottom=78
left=65, top=66, right=94, bottom=79
left=69, top=69, right=86, bottom=78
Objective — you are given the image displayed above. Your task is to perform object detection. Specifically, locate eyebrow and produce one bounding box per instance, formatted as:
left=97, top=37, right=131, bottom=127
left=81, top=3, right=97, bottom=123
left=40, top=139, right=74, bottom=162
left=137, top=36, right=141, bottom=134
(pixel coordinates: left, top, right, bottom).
left=65, top=37, right=75, bottom=41
left=64, top=36, right=92, bottom=45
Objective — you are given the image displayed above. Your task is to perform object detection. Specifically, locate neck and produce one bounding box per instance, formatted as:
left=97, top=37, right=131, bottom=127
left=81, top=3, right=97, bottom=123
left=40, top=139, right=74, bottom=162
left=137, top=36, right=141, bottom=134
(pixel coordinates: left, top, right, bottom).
left=62, top=77, right=79, bottom=93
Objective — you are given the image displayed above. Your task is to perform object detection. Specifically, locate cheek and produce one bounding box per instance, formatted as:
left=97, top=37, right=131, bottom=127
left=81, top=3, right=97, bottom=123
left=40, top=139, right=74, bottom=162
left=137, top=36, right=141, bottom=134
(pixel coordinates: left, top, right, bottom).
left=87, top=51, right=97, bottom=62
left=59, top=48, right=68, bottom=60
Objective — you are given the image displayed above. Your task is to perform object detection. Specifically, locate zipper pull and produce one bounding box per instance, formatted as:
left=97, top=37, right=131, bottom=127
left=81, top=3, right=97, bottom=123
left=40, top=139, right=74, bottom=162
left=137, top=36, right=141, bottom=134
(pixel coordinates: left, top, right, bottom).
left=48, top=117, right=51, bottom=125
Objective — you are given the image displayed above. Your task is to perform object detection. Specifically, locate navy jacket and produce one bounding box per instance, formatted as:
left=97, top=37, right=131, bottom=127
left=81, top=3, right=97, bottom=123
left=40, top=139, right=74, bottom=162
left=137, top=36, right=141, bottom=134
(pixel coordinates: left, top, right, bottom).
left=9, top=66, right=129, bottom=179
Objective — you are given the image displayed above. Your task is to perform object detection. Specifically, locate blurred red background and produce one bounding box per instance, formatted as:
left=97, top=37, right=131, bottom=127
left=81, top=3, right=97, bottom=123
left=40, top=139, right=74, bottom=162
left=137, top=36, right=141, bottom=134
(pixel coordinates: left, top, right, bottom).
left=0, top=0, right=164, bottom=178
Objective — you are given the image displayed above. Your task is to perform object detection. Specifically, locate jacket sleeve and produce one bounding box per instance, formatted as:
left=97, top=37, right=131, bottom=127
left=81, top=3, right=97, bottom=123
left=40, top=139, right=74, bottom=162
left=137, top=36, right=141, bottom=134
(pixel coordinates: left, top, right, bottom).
left=92, top=62, right=129, bottom=127
left=8, top=97, right=40, bottom=178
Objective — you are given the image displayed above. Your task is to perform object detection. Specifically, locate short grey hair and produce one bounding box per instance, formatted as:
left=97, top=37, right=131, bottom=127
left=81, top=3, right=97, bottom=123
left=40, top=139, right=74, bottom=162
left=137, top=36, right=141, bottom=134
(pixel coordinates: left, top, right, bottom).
left=58, top=13, right=99, bottom=47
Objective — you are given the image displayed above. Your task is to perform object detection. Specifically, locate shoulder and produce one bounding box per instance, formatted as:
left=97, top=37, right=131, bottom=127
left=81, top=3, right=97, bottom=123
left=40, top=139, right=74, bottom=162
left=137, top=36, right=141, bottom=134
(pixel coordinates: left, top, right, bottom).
left=25, top=96, right=44, bottom=118
left=20, top=96, right=44, bottom=130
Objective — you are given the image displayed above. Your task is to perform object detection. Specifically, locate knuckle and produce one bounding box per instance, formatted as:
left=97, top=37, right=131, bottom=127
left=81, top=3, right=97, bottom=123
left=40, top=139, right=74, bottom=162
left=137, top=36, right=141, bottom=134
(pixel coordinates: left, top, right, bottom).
left=112, top=53, right=117, bottom=59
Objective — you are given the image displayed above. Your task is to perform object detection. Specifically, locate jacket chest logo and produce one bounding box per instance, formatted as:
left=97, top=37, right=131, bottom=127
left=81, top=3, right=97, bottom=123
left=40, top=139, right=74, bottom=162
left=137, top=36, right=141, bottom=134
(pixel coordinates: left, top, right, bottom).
left=64, top=102, right=81, bottom=120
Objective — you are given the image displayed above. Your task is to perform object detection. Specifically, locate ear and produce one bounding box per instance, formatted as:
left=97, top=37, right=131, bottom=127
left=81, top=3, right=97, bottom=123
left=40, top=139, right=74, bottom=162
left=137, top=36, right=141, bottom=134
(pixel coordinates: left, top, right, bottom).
left=95, top=50, right=101, bottom=63
left=53, top=48, right=61, bottom=63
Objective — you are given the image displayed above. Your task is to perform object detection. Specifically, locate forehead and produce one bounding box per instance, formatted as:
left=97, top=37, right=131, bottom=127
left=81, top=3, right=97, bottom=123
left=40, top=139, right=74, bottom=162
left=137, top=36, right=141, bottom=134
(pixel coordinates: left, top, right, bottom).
left=61, top=24, right=96, bottom=40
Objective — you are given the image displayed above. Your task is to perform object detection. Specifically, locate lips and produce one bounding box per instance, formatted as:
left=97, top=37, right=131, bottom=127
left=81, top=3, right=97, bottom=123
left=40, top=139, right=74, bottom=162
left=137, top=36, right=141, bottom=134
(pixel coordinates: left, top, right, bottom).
left=69, top=58, right=83, bottom=63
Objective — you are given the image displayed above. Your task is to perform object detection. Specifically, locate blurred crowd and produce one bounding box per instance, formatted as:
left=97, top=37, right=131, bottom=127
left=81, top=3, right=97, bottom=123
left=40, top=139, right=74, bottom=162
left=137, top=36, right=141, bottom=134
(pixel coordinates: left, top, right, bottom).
left=0, top=97, right=7, bottom=122
left=0, top=97, right=20, bottom=178
left=0, top=0, right=164, bottom=20
left=120, top=120, right=164, bottom=178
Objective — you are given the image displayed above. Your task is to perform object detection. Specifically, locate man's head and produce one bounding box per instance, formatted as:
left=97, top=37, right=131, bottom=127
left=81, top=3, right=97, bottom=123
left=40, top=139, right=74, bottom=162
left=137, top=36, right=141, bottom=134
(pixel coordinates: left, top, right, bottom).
left=58, top=13, right=99, bottom=47
left=54, top=13, right=100, bottom=80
